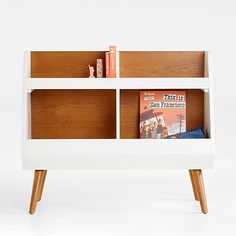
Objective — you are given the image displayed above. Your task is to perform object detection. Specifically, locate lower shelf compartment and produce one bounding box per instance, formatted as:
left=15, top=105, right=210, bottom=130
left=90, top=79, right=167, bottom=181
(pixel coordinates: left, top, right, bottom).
left=30, top=89, right=210, bottom=139
left=31, top=89, right=116, bottom=139
left=120, top=89, right=205, bottom=138
left=23, top=139, right=214, bottom=169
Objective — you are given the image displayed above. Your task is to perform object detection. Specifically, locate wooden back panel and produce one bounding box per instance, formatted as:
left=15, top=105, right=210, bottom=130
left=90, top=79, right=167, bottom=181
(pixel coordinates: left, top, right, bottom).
left=31, top=51, right=105, bottom=78
left=30, top=51, right=205, bottom=139
left=31, top=51, right=204, bottom=78
left=31, top=90, right=116, bottom=139
left=120, top=89, right=204, bottom=139
left=120, top=51, right=204, bottom=78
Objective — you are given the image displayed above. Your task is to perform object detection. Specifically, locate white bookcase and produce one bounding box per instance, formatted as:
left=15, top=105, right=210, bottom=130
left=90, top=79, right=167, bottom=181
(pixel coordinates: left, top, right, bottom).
left=22, top=50, right=214, bottom=214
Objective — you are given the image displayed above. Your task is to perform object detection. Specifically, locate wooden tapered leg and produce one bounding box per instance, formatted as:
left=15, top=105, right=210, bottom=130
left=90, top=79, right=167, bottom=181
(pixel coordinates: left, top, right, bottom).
left=189, top=170, right=199, bottom=201
left=29, top=170, right=47, bottom=214
left=38, top=170, right=47, bottom=202
left=191, top=169, right=208, bottom=214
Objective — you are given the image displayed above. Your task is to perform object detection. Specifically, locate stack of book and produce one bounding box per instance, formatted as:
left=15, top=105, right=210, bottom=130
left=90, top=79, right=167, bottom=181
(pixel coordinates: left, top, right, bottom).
left=90, top=45, right=117, bottom=78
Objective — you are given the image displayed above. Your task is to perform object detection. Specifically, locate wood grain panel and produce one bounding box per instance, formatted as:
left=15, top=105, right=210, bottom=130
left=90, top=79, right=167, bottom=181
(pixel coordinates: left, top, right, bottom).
left=120, top=51, right=204, bottom=78
left=120, top=90, right=140, bottom=139
left=31, top=51, right=106, bottom=78
left=120, top=89, right=204, bottom=139
left=186, top=89, right=204, bottom=131
left=31, top=90, right=116, bottom=139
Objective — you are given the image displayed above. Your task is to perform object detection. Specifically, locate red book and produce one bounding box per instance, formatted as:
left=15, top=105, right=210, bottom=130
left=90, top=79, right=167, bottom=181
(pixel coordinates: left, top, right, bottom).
left=105, top=52, right=110, bottom=78
left=109, top=46, right=116, bottom=78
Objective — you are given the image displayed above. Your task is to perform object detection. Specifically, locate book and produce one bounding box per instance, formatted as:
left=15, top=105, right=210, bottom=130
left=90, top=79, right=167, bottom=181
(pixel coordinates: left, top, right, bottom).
left=165, top=128, right=205, bottom=139
left=109, top=46, right=116, bottom=78
left=140, top=91, right=186, bottom=139
left=105, top=52, right=110, bottom=78
left=96, top=59, right=103, bottom=78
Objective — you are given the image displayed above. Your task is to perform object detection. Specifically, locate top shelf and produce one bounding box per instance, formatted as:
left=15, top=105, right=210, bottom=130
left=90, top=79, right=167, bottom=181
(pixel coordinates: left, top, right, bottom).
left=27, top=51, right=210, bottom=78
left=24, top=50, right=211, bottom=90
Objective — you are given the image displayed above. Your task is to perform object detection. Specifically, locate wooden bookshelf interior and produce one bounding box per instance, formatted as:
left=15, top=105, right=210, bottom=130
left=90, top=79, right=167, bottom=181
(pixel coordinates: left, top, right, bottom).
left=31, top=89, right=116, bottom=139
left=120, top=89, right=204, bottom=139
left=25, top=50, right=213, bottom=214
left=31, top=51, right=106, bottom=78
left=30, top=51, right=206, bottom=140
left=119, top=51, right=204, bottom=78
left=31, top=51, right=204, bottom=78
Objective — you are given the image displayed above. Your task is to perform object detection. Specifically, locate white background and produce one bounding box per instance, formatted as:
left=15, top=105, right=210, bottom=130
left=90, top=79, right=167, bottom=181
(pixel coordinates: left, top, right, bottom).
left=0, top=0, right=236, bottom=235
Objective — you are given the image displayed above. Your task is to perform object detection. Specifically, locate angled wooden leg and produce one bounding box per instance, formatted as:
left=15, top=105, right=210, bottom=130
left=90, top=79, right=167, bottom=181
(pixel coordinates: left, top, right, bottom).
left=192, top=169, right=208, bottom=214
left=29, top=170, right=47, bottom=214
left=38, top=170, right=47, bottom=202
left=189, top=170, right=199, bottom=201
left=29, top=170, right=41, bottom=214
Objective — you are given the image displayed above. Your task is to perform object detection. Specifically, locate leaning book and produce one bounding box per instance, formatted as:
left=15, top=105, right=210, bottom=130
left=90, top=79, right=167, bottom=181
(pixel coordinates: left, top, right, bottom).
left=140, top=91, right=186, bottom=139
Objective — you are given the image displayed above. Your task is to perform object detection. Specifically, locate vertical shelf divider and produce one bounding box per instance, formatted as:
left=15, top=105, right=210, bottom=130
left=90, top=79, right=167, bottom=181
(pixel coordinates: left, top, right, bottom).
left=116, top=89, right=120, bottom=139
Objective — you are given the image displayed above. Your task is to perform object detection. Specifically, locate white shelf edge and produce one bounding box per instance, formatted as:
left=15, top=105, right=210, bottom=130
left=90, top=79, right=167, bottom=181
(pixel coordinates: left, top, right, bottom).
left=22, top=139, right=214, bottom=169
left=24, top=138, right=213, bottom=141
left=25, top=78, right=212, bottom=90
left=23, top=138, right=215, bottom=155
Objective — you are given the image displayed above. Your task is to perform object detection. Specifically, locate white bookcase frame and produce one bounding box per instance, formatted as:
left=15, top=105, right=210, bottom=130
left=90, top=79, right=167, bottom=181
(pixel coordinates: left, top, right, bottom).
left=22, top=51, right=215, bottom=169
